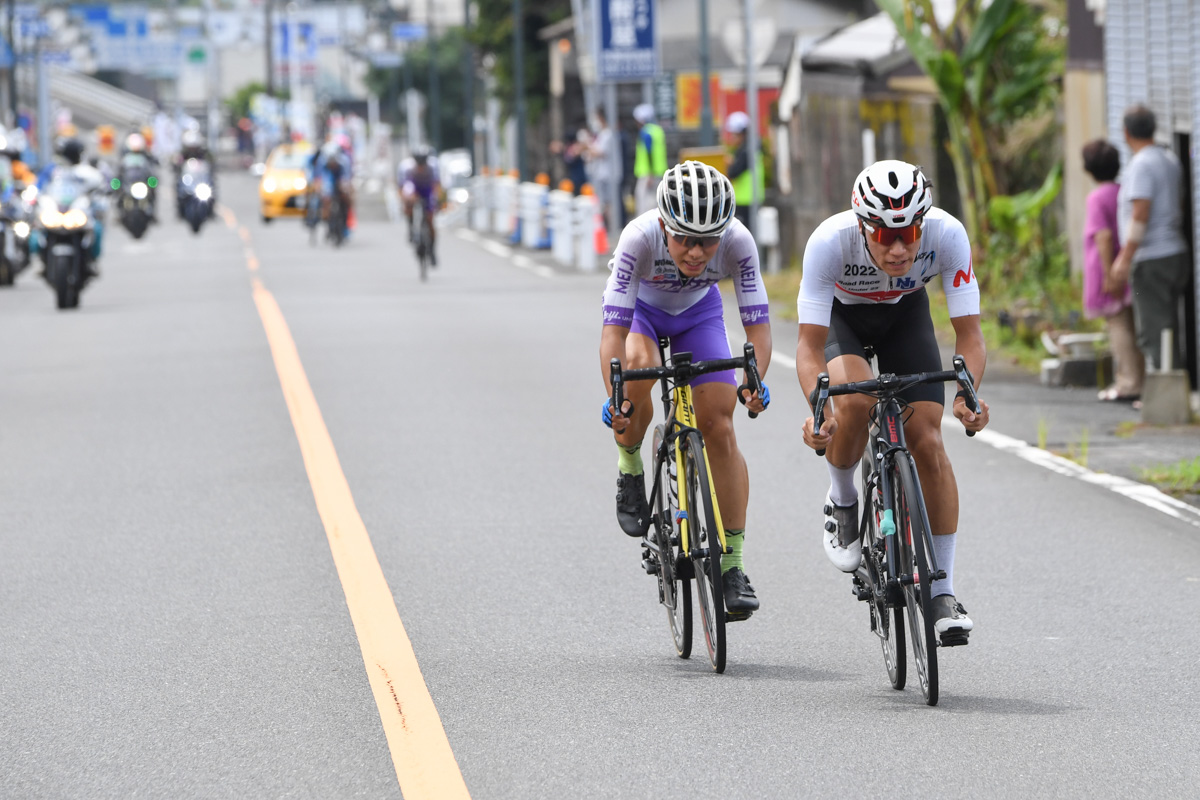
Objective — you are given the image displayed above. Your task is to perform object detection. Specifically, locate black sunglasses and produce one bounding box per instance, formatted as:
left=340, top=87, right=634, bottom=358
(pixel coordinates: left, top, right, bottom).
left=666, top=230, right=722, bottom=249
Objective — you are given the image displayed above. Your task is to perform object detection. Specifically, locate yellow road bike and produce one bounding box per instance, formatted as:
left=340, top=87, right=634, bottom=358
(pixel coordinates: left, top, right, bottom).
left=610, top=339, right=762, bottom=673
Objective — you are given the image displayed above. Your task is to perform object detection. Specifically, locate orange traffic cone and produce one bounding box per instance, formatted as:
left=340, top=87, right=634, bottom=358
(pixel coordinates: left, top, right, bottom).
left=593, top=202, right=609, bottom=254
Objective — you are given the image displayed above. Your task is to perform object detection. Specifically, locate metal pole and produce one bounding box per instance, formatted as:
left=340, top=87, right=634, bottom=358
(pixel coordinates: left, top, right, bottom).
left=605, top=81, right=619, bottom=245
left=743, top=0, right=757, bottom=239
left=698, top=0, right=713, bottom=146
left=427, top=0, right=439, bottom=150
left=463, top=0, right=474, bottom=171
left=7, top=0, right=16, bottom=127
left=513, top=0, right=526, bottom=179
left=264, top=0, right=274, bottom=97
left=35, top=39, right=49, bottom=165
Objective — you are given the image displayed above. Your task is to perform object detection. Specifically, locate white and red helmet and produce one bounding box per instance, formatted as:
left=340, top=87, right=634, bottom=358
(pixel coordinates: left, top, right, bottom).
left=851, top=160, right=933, bottom=228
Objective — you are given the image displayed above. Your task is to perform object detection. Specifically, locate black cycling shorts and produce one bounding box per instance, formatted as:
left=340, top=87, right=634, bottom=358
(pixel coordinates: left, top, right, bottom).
left=824, top=289, right=945, bottom=406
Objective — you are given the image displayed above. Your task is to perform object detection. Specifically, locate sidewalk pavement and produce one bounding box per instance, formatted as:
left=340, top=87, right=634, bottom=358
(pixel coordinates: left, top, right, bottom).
left=435, top=213, right=1200, bottom=510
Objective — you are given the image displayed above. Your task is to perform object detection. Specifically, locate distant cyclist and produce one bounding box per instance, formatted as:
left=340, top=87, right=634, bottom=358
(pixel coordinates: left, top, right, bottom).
left=309, top=137, right=352, bottom=234
left=795, top=160, right=989, bottom=642
left=600, top=160, right=771, bottom=618
left=399, top=145, right=441, bottom=265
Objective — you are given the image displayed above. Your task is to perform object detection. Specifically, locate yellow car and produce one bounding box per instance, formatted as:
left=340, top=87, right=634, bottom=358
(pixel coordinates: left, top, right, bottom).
left=259, top=142, right=313, bottom=222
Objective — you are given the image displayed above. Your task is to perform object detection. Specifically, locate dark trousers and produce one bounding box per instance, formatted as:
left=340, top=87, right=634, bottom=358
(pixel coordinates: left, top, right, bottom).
left=1130, top=251, right=1190, bottom=370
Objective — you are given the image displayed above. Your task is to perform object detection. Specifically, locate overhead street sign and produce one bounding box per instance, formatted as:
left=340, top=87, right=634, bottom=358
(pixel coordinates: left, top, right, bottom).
left=391, top=23, right=427, bottom=42
left=594, top=0, right=659, bottom=81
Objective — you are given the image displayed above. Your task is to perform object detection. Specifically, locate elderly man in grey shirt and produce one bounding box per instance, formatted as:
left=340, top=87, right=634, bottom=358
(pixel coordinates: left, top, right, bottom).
left=1112, top=104, right=1190, bottom=371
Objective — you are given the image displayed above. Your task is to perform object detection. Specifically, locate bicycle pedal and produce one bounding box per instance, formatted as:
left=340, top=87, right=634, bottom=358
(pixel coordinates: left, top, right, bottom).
left=938, top=632, right=970, bottom=648
left=725, top=610, right=753, bottom=623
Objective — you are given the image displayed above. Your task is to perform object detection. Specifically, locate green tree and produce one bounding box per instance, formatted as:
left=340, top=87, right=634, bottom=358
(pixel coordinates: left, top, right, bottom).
left=875, top=0, right=1065, bottom=291
left=365, top=28, right=474, bottom=151
left=467, top=0, right=572, bottom=122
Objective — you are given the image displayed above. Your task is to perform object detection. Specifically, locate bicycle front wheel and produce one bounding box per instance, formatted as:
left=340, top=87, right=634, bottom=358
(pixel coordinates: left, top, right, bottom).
left=682, top=431, right=725, bottom=673
left=862, top=449, right=905, bottom=690
left=652, top=424, right=690, bottom=658
left=894, top=454, right=939, bottom=705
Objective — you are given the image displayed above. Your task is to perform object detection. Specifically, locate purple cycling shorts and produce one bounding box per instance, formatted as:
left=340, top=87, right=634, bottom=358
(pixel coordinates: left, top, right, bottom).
left=628, top=287, right=736, bottom=387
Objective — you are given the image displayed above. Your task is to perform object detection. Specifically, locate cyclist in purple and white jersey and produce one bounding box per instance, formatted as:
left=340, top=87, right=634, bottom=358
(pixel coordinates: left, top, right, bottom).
left=795, top=160, right=990, bottom=642
left=600, top=161, right=772, bottom=617
left=400, top=145, right=441, bottom=265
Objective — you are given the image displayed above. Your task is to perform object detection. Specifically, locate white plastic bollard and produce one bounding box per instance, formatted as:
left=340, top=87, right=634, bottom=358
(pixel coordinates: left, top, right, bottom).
left=755, top=206, right=781, bottom=274
left=549, top=189, right=574, bottom=264
left=492, top=175, right=516, bottom=236
left=573, top=193, right=599, bottom=272
left=470, top=176, right=490, bottom=231
left=520, top=182, right=547, bottom=249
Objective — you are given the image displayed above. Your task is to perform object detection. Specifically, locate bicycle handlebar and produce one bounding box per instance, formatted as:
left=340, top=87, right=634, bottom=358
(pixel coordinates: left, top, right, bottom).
left=810, top=354, right=981, bottom=457
left=609, top=345, right=762, bottom=423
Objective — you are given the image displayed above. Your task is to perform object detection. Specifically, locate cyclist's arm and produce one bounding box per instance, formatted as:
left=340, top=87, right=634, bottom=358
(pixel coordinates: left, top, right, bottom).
left=599, top=322, right=630, bottom=394
left=949, top=313, right=989, bottom=430
left=796, top=322, right=837, bottom=449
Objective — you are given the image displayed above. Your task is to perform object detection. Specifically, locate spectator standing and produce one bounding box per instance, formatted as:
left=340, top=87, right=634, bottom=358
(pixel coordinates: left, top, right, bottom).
left=724, top=111, right=765, bottom=231
left=632, top=103, right=667, bottom=214
left=1111, top=104, right=1190, bottom=372
left=586, top=109, right=618, bottom=229
left=555, top=128, right=590, bottom=195
left=1083, top=139, right=1144, bottom=402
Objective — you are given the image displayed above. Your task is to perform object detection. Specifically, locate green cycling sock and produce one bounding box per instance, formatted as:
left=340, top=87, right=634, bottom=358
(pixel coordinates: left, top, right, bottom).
left=722, top=529, right=745, bottom=574
left=617, top=443, right=643, bottom=476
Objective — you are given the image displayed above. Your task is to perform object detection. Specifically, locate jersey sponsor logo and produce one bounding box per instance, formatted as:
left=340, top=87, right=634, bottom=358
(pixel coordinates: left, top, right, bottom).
left=843, top=263, right=879, bottom=277
left=611, top=261, right=634, bottom=294
left=894, top=277, right=916, bottom=289
left=837, top=285, right=911, bottom=302
left=603, top=306, right=632, bottom=326
left=741, top=305, right=769, bottom=326
left=654, top=259, right=674, bottom=267
left=738, top=255, right=757, bottom=292
left=953, top=263, right=974, bottom=287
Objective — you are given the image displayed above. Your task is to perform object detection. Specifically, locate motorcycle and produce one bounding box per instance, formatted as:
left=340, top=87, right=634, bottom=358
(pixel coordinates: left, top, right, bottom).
left=178, top=159, right=214, bottom=234
left=0, top=186, right=34, bottom=286
left=35, top=175, right=98, bottom=310
left=116, top=165, right=156, bottom=239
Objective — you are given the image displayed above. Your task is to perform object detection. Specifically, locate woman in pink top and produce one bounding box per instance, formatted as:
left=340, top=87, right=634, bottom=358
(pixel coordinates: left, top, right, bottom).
left=1082, top=139, right=1144, bottom=401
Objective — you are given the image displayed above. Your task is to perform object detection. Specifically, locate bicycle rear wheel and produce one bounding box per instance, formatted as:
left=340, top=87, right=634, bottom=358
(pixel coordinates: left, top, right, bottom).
left=682, top=430, right=725, bottom=673
left=894, top=454, right=939, bottom=705
left=862, top=449, right=905, bottom=690
left=414, top=206, right=428, bottom=281
left=652, top=424, right=690, bottom=658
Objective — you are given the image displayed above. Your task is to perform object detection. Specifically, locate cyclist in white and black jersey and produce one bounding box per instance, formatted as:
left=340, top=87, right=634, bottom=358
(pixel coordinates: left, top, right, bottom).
left=601, top=161, right=772, bottom=616
left=795, top=160, right=990, bottom=641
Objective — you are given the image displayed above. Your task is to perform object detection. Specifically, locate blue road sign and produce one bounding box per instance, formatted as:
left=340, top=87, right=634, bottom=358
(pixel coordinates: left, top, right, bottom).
left=594, top=0, right=659, bottom=81
left=391, top=22, right=427, bottom=42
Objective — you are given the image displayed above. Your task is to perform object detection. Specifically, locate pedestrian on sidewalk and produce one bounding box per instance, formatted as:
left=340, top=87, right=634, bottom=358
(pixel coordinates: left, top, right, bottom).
left=1111, top=104, right=1190, bottom=372
left=1082, top=139, right=1144, bottom=402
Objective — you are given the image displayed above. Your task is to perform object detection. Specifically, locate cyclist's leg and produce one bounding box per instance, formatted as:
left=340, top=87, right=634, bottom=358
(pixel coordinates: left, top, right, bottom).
left=610, top=307, right=663, bottom=537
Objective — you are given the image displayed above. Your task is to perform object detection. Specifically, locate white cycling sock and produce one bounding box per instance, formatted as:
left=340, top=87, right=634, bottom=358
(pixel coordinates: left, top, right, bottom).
left=827, top=463, right=858, bottom=507
left=931, top=533, right=956, bottom=597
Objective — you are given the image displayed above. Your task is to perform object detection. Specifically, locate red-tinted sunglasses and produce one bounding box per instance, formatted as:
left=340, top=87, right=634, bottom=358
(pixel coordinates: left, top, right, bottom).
left=666, top=230, right=722, bottom=249
left=861, top=219, right=924, bottom=246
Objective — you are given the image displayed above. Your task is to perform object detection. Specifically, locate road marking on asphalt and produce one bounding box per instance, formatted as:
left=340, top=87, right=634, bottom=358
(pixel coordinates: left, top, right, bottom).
left=456, top=228, right=560, bottom=279
left=244, top=261, right=470, bottom=796
left=238, top=225, right=252, bottom=243
left=944, top=421, right=1200, bottom=529
left=775, top=336, right=1198, bottom=528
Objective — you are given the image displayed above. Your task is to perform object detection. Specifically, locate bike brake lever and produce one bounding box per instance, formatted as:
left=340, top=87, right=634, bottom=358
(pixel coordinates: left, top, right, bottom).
left=951, top=354, right=981, bottom=438
left=737, top=342, right=762, bottom=420
left=812, top=374, right=831, bottom=456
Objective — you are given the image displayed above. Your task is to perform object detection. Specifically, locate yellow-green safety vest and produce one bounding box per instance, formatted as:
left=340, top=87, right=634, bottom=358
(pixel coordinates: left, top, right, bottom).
left=634, top=123, right=668, bottom=178
left=732, top=150, right=766, bottom=205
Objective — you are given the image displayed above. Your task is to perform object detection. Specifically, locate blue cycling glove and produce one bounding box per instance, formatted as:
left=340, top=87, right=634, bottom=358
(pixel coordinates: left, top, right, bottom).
left=759, top=383, right=771, bottom=409
left=602, top=399, right=615, bottom=428
left=738, top=382, right=770, bottom=410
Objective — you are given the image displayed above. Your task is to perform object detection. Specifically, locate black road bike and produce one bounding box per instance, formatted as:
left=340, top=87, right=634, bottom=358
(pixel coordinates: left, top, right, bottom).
left=811, top=351, right=981, bottom=705
left=610, top=340, right=762, bottom=673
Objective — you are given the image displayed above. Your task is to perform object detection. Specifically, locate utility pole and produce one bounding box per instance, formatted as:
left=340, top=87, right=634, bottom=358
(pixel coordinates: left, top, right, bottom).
left=513, top=0, right=525, bottom=179
left=7, top=0, right=16, bottom=127
left=698, top=0, right=714, bottom=146
left=427, top=0, right=439, bottom=149
left=463, top=0, right=474, bottom=171
left=265, top=0, right=274, bottom=96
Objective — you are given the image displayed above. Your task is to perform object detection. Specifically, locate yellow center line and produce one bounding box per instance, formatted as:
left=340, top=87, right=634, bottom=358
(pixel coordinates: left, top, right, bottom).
left=239, top=229, right=469, bottom=797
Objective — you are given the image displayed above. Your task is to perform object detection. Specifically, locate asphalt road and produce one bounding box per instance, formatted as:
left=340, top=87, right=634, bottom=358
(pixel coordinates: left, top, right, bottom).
left=2, top=173, right=1198, bottom=799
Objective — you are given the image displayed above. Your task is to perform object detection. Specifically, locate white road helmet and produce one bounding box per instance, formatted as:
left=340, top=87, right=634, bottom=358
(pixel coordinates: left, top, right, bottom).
left=656, top=161, right=736, bottom=238
left=851, top=160, right=933, bottom=228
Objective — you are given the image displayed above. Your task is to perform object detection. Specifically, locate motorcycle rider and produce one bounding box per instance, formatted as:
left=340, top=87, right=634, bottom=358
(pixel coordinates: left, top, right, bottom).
left=36, top=136, right=107, bottom=275
left=174, top=128, right=216, bottom=217
left=118, top=132, right=160, bottom=221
